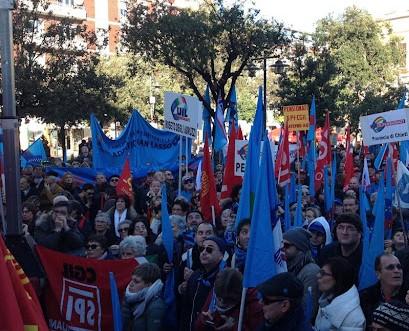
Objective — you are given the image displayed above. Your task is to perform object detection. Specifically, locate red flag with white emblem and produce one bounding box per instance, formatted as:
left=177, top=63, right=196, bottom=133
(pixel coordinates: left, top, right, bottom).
left=315, top=112, right=331, bottom=191
left=116, top=158, right=133, bottom=200
left=275, top=123, right=291, bottom=187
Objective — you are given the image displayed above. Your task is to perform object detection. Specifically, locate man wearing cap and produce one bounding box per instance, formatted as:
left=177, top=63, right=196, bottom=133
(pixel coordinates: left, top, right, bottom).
left=283, top=228, right=320, bottom=316
left=371, top=301, right=409, bottom=331
left=181, top=174, right=195, bottom=201
left=318, top=213, right=363, bottom=283
left=257, top=272, right=310, bottom=331
left=180, top=237, right=226, bottom=331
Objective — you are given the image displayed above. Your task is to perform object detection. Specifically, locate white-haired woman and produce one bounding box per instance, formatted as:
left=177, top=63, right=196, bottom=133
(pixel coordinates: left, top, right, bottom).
left=120, top=235, right=148, bottom=264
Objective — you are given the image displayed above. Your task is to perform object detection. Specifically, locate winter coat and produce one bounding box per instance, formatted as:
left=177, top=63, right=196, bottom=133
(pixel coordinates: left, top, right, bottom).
left=122, top=295, right=165, bottom=331
left=257, top=305, right=311, bottom=331
left=314, top=285, right=365, bottom=331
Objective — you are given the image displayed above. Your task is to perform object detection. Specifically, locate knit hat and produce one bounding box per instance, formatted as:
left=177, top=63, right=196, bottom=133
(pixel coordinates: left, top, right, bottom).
left=373, top=301, right=409, bottom=331
left=335, top=213, right=363, bottom=233
left=283, top=228, right=311, bottom=252
left=204, top=236, right=226, bottom=255
left=258, top=272, right=303, bottom=299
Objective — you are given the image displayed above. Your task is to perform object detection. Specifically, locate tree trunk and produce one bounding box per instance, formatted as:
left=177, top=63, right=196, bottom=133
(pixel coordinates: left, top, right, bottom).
left=57, top=127, right=67, bottom=163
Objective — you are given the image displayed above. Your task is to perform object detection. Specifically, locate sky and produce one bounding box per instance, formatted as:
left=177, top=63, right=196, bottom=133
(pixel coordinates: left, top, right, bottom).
left=253, top=0, right=409, bottom=33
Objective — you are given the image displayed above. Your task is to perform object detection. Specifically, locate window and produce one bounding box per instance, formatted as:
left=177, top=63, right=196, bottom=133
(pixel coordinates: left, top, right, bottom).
left=58, top=0, right=74, bottom=6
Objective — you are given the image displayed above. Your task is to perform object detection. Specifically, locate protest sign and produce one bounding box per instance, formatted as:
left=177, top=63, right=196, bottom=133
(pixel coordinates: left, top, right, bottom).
left=282, top=104, right=309, bottom=131
left=37, top=246, right=137, bottom=331
left=360, top=109, right=409, bottom=146
left=164, top=92, right=202, bottom=138
left=234, top=140, right=248, bottom=177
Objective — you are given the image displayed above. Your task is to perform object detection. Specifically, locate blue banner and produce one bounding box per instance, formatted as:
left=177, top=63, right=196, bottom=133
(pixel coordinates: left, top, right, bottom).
left=91, top=111, right=191, bottom=177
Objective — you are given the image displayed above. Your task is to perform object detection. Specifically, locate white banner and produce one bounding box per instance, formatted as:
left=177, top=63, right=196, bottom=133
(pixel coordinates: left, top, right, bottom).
left=234, top=140, right=248, bottom=177
left=163, top=92, right=202, bottom=138
left=360, top=109, right=409, bottom=146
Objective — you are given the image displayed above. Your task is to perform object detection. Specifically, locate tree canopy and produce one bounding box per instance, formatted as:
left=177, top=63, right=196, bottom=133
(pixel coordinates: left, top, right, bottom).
left=123, top=0, right=289, bottom=115
left=278, top=6, right=404, bottom=130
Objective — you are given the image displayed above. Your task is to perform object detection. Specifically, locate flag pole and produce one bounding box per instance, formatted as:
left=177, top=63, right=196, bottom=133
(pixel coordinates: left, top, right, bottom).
left=237, top=287, right=248, bottom=331
left=211, top=205, right=216, bottom=227
left=296, top=130, right=301, bottom=185
left=178, top=136, right=182, bottom=196
left=185, top=136, right=189, bottom=177
left=395, top=179, right=408, bottom=248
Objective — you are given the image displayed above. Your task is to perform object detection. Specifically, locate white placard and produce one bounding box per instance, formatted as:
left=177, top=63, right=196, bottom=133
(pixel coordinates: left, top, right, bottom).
left=360, top=109, right=409, bottom=146
left=163, top=92, right=202, bottom=138
left=234, top=140, right=248, bottom=177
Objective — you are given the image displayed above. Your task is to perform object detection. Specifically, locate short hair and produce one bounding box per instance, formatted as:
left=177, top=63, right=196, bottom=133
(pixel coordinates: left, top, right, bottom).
left=82, top=183, right=95, bottom=192
left=305, top=206, right=321, bottom=218
left=170, top=215, right=186, bottom=233
left=133, top=263, right=161, bottom=284
left=374, top=253, right=398, bottom=272
left=22, top=201, right=36, bottom=214
left=237, top=218, right=251, bottom=234
left=214, top=268, right=243, bottom=303
left=186, top=210, right=203, bottom=221
left=116, top=194, right=131, bottom=208
left=87, top=234, right=108, bottom=250
left=322, top=257, right=355, bottom=298
left=53, top=200, right=69, bottom=210
left=119, top=235, right=146, bottom=257
left=118, top=219, right=133, bottom=229
left=94, top=212, right=110, bottom=224
left=173, top=199, right=189, bottom=212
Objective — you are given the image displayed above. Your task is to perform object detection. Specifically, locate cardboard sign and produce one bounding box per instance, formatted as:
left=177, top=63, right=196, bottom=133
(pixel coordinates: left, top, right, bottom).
left=283, top=104, right=309, bottom=131
left=234, top=140, right=248, bottom=176
left=164, top=92, right=202, bottom=138
left=360, top=109, right=409, bottom=146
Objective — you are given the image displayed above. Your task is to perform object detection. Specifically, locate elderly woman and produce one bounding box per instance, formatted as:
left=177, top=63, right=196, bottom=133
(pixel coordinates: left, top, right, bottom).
left=120, top=235, right=148, bottom=264
left=108, top=194, right=138, bottom=237
left=118, top=220, right=133, bottom=241
left=122, top=263, right=165, bottom=331
left=92, top=211, right=117, bottom=246
left=85, top=234, right=111, bottom=260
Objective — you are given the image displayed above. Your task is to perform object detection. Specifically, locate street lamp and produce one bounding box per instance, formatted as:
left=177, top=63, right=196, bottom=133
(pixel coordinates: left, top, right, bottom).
left=246, top=57, right=288, bottom=131
left=149, top=77, right=161, bottom=122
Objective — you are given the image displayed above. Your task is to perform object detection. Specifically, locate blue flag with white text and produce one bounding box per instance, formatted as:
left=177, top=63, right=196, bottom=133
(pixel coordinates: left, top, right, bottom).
left=21, top=138, right=47, bottom=167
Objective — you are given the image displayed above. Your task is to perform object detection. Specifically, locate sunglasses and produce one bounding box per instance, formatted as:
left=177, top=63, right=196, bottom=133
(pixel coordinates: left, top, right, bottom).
left=86, top=244, right=100, bottom=250
left=384, top=263, right=402, bottom=271
left=199, top=246, right=214, bottom=254
left=119, top=227, right=129, bottom=232
left=110, top=178, right=119, bottom=182
left=184, top=179, right=193, bottom=184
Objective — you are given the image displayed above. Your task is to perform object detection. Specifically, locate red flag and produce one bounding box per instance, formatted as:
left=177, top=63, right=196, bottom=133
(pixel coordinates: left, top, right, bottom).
left=275, top=123, right=291, bottom=187
left=37, top=245, right=137, bottom=331
left=200, top=136, right=221, bottom=222
left=116, top=158, right=133, bottom=200
left=221, top=126, right=243, bottom=199
left=0, top=236, right=48, bottom=331
left=343, top=126, right=354, bottom=191
left=237, top=126, right=244, bottom=140
left=297, top=131, right=307, bottom=158
left=315, top=112, right=331, bottom=191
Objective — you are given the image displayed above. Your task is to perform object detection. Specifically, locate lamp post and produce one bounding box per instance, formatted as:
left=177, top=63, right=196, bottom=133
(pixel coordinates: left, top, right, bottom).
left=149, top=77, right=161, bottom=123
left=246, top=57, right=288, bottom=131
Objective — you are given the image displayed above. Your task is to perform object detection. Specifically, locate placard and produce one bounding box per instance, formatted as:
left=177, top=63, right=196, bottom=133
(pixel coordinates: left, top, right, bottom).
left=283, top=104, right=309, bottom=131
left=234, top=140, right=248, bottom=177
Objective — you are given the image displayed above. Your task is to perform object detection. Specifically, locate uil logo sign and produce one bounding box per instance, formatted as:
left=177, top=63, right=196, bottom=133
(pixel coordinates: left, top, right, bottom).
left=60, top=278, right=102, bottom=331
left=171, top=96, right=190, bottom=122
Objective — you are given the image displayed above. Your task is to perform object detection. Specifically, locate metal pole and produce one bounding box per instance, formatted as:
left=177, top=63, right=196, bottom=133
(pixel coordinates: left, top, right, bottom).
left=263, top=57, right=267, bottom=133
left=0, top=3, right=23, bottom=235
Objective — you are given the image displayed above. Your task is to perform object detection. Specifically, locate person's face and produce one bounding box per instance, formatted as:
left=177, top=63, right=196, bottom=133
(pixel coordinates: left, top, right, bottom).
left=171, top=204, right=184, bottom=216
left=33, top=167, right=43, bottom=176
left=393, top=231, right=405, bottom=246
left=343, top=198, right=358, bottom=214
left=165, top=171, right=174, bottom=182
left=376, top=255, right=403, bottom=289
left=134, top=221, right=148, bottom=238
left=121, top=248, right=136, bottom=259
left=116, top=198, right=126, bottom=211
left=334, top=204, right=344, bottom=216
left=345, top=190, right=357, bottom=199
left=310, top=230, right=326, bottom=247
left=118, top=223, right=130, bottom=239
left=52, top=206, right=68, bottom=220
left=86, top=189, right=95, bottom=200
left=261, top=296, right=290, bottom=324
left=150, top=181, right=161, bottom=194
left=336, top=222, right=361, bottom=246
left=199, top=240, right=223, bottom=270
left=317, top=264, right=336, bottom=293
left=20, top=178, right=30, bottom=191
left=305, top=210, right=315, bottom=223
left=154, top=172, right=165, bottom=183
left=283, top=240, right=298, bottom=261
left=109, top=177, right=119, bottom=187
left=86, top=241, right=104, bottom=259
left=80, top=146, right=89, bottom=156
left=238, top=224, right=250, bottom=249
left=183, top=178, right=194, bottom=191
left=96, top=174, right=106, bottom=185
left=195, top=223, right=214, bottom=247
left=94, top=219, right=108, bottom=232
left=128, top=275, right=149, bottom=293
left=64, top=174, right=73, bottom=184
left=220, top=209, right=233, bottom=228
left=22, top=207, right=34, bottom=222
left=187, top=212, right=202, bottom=230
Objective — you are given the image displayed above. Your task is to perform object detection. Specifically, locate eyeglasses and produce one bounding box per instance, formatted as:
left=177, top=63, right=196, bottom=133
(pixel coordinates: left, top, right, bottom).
left=119, top=227, right=129, bottom=233
left=199, top=246, right=214, bottom=254
left=336, top=224, right=357, bottom=232
left=110, top=178, right=119, bottom=182
left=184, top=179, right=193, bottom=184
left=318, top=269, right=333, bottom=277
left=384, top=263, right=402, bottom=271
left=86, top=244, right=100, bottom=250
left=283, top=242, right=295, bottom=249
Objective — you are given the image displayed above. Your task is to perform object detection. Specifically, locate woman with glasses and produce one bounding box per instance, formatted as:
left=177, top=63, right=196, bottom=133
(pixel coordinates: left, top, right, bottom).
left=314, top=257, right=365, bottom=330
left=118, top=219, right=132, bottom=240
left=195, top=268, right=263, bottom=331
left=132, top=217, right=160, bottom=261
left=85, top=234, right=111, bottom=260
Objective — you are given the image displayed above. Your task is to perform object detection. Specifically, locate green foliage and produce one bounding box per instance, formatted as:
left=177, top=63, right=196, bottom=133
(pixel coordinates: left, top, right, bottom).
left=278, top=6, right=404, bottom=131
left=123, top=0, right=289, bottom=115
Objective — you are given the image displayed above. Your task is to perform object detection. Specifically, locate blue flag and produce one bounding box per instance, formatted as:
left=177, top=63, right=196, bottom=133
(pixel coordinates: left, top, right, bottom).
left=235, top=87, right=264, bottom=228
left=290, top=173, right=296, bottom=203
left=109, top=272, right=123, bottom=331
left=385, top=157, right=393, bottom=239
left=202, top=85, right=213, bottom=145
left=307, top=96, right=316, bottom=194
left=225, top=85, right=238, bottom=132
left=284, top=183, right=291, bottom=231
left=21, top=138, right=47, bottom=167
left=214, top=95, right=228, bottom=152
left=397, top=91, right=409, bottom=164
left=243, top=134, right=279, bottom=287
left=374, top=144, right=388, bottom=170
left=359, top=173, right=385, bottom=290
left=324, top=166, right=331, bottom=213
left=295, top=184, right=303, bottom=227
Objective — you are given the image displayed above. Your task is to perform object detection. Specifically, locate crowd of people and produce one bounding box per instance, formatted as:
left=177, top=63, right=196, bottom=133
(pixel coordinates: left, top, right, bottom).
left=9, top=140, right=409, bottom=331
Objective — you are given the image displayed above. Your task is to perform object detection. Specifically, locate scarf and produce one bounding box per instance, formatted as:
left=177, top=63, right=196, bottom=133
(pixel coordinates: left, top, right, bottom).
left=183, top=229, right=195, bottom=250
left=125, top=279, right=163, bottom=319
left=114, top=209, right=127, bottom=236
left=287, top=250, right=315, bottom=276
left=233, top=245, right=247, bottom=272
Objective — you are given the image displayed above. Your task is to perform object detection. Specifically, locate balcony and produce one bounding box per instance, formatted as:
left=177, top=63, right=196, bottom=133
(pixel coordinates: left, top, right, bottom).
left=23, top=0, right=87, bottom=21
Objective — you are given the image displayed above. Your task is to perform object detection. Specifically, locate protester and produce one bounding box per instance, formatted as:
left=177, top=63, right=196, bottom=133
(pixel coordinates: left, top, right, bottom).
left=20, top=175, right=38, bottom=203
left=183, top=210, right=204, bottom=250
left=314, top=257, right=365, bottom=330
left=181, top=175, right=195, bottom=201
left=122, top=263, right=165, bottom=331
left=22, top=201, right=38, bottom=236
left=171, top=199, right=189, bottom=217
left=92, top=211, right=118, bottom=246
left=118, top=220, right=133, bottom=241
left=360, top=253, right=406, bottom=327
left=133, top=217, right=160, bottom=261
left=85, top=234, right=111, bottom=259
left=108, top=195, right=138, bottom=237
left=120, top=235, right=148, bottom=264
left=283, top=227, right=320, bottom=315
left=257, top=272, right=308, bottom=331
left=371, top=301, right=409, bottom=331
left=231, top=218, right=250, bottom=273
left=307, top=217, right=333, bottom=261
left=195, top=268, right=263, bottom=331
left=180, top=236, right=226, bottom=331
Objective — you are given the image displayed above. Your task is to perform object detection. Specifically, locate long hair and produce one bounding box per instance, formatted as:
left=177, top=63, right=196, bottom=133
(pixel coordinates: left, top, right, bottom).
left=323, top=257, right=355, bottom=298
